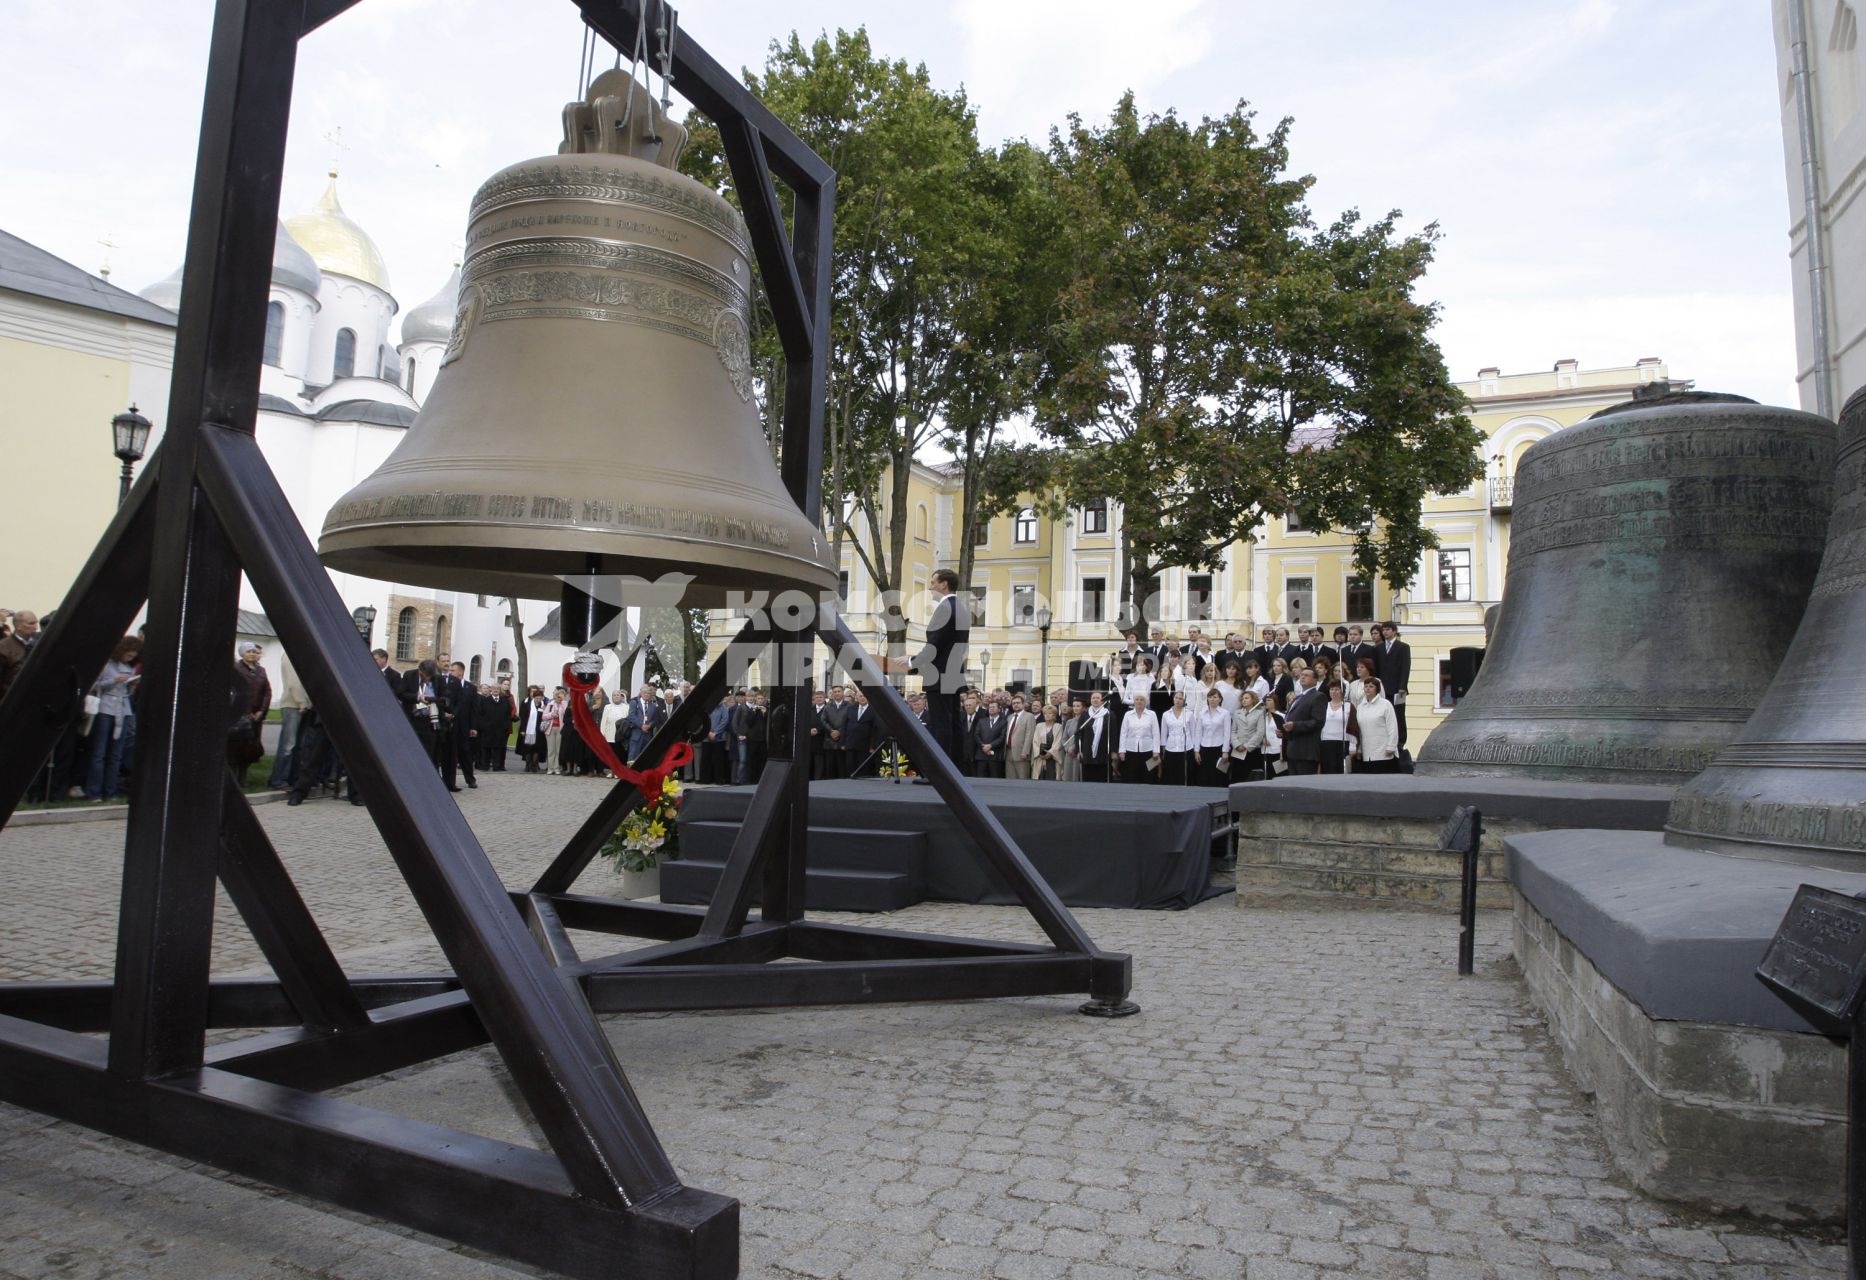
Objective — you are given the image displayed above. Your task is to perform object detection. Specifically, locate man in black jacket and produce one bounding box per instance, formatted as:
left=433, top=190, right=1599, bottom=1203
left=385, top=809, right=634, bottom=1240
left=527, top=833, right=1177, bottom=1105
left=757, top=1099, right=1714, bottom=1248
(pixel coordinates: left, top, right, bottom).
left=446, top=661, right=478, bottom=790
left=1076, top=690, right=1113, bottom=782
left=1376, top=621, right=1413, bottom=750
left=893, top=568, right=969, bottom=770
left=819, top=685, right=852, bottom=778
left=1279, top=669, right=1328, bottom=775
left=845, top=689, right=879, bottom=777
left=972, top=694, right=1008, bottom=779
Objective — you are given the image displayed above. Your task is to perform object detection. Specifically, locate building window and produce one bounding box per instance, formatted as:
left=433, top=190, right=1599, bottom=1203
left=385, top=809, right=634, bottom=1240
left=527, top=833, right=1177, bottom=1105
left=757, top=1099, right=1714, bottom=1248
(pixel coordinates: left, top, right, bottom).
left=1285, top=510, right=1312, bottom=534
left=394, top=607, right=416, bottom=661
left=1437, top=658, right=1460, bottom=710
left=1012, top=585, right=1036, bottom=625
left=837, top=569, right=850, bottom=603
left=434, top=613, right=450, bottom=656
left=333, top=328, right=356, bottom=380
left=1283, top=577, right=1313, bottom=626
left=1081, top=576, right=1106, bottom=624
left=973, top=518, right=990, bottom=547
left=916, top=504, right=930, bottom=541
left=406, top=357, right=418, bottom=392
left=469, top=655, right=483, bottom=683
left=262, top=302, right=284, bottom=366
left=1438, top=549, right=1473, bottom=602
left=1014, top=507, right=1037, bottom=544
left=1010, top=668, right=1034, bottom=692
left=1345, top=576, right=1374, bottom=622
left=1186, top=574, right=1213, bottom=621
left=1081, top=499, right=1108, bottom=534
left=380, top=348, right=399, bottom=382
left=496, top=658, right=512, bottom=677
left=968, top=584, right=989, bottom=626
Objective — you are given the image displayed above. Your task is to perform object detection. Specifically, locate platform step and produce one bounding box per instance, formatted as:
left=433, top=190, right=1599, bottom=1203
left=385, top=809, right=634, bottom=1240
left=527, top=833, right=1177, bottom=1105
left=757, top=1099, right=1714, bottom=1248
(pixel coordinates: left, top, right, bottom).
left=660, top=858, right=924, bottom=912
left=680, top=821, right=926, bottom=874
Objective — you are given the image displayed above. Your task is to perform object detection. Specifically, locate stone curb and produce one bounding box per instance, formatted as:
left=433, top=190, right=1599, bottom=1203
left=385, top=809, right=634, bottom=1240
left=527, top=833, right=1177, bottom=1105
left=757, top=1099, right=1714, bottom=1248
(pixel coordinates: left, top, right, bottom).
left=7, top=789, right=291, bottom=827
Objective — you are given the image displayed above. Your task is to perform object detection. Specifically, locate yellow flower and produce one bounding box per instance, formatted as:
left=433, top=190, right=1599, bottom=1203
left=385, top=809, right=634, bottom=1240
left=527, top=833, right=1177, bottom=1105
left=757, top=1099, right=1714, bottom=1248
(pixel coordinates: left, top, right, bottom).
left=663, top=778, right=683, bottom=797
left=647, top=821, right=666, bottom=839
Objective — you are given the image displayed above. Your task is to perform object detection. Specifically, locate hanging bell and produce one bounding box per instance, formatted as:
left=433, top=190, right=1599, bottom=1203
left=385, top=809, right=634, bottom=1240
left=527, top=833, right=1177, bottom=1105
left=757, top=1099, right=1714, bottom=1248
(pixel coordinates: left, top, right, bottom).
left=318, top=71, right=835, bottom=608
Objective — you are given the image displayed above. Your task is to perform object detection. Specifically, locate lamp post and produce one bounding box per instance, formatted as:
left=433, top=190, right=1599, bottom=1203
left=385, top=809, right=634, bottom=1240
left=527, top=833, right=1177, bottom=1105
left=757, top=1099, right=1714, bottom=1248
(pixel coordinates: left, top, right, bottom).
left=110, top=404, right=152, bottom=507
left=352, top=604, right=377, bottom=643
left=1034, top=605, right=1053, bottom=700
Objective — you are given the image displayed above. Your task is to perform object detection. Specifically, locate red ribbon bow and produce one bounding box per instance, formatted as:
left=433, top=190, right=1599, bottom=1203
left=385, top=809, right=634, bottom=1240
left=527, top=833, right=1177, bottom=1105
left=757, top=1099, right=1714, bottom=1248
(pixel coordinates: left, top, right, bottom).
left=562, top=664, right=694, bottom=803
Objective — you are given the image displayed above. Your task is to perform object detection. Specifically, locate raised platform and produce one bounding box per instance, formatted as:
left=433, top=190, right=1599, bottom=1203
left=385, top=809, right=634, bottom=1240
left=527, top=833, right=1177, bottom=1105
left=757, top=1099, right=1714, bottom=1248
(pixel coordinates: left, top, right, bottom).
left=1507, top=828, right=1866, bottom=1223
left=680, top=779, right=1223, bottom=910
left=663, top=822, right=928, bottom=912
left=1229, top=775, right=1675, bottom=910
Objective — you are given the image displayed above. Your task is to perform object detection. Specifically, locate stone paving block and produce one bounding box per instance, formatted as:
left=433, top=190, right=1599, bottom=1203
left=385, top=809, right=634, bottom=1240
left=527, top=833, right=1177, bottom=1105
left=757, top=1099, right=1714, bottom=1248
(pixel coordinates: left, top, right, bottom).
left=0, top=776, right=1847, bottom=1278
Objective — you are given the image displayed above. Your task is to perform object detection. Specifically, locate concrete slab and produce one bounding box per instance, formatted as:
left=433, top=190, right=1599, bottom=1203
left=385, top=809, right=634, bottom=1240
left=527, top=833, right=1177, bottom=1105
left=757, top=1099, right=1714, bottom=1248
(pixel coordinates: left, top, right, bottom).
left=1506, top=828, right=1866, bottom=1033
left=1231, top=774, right=1675, bottom=829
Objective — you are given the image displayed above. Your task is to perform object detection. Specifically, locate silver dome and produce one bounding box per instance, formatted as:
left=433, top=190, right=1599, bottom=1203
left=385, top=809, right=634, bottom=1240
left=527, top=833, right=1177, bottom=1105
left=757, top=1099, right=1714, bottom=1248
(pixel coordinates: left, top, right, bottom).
left=138, top=220, right=322, bottom=310
left=400, top=265, right=459, bottom=348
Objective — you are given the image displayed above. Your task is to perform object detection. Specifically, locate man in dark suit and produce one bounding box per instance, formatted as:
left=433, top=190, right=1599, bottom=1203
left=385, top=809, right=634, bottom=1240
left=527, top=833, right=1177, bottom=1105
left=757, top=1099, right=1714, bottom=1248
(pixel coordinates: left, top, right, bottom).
left=973, top=694, right=1008, bottom=778
left=819, top=685, right=853, bottom=778
left=845, top=689, right=879, bottom=777
left=806, top=688, right=829, bottom=779
left=1377, top=621, right=1413, bottom=750
left=1280, top=669, right=1328, bottom=775
left=446, top=661, right=478, bottom=790
left=622, top=683, right=666, bottom=763
left=1339, top=626, right=1373, bottom=685
left=400, top=660, right=450, bottom=785
left=892, top=568, right=969, bottom=771
left=1273, top=628, right=1299, bottom=672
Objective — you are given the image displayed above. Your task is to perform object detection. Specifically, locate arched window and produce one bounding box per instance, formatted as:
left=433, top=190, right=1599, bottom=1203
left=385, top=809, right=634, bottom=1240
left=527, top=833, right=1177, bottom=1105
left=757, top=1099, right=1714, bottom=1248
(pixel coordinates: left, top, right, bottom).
left=379, top=348, right=399, bottom=383
left=394, top=607, right=416, bottom=661
left=1014, top=506, right=1038, bottom=544
left=496, top=658, right=512, bottom=676
left=333, top=328, right=356, bottom=379
left=469, top=655, right=483, bottom=683
left=434, top=614, right=450, bottom=657
left=916, top=504, right=930, bottom=541
left=406, top=357, right=418, bottom=392
left=262, top=302, right=284, bottom=366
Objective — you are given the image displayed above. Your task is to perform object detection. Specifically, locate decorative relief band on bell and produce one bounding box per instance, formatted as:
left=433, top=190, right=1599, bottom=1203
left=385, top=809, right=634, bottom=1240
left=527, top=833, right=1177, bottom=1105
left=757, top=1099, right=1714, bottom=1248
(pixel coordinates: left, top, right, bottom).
left=324, top=490, right=795, bottom=551
left=1428, top=734, right=1718, bottom=774
left=467, top=236, right=747, bottom=307
left=470, top=163, right=754, bottom=259
left=1670, top=793, right=1866, bottom=851
left=1507, top=507, right=1830, bottom=558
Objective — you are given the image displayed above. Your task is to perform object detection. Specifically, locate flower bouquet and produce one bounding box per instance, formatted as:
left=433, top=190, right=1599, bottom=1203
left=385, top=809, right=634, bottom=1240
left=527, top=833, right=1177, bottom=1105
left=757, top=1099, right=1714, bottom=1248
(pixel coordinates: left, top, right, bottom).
left=600, top=778, right=683, bottom=897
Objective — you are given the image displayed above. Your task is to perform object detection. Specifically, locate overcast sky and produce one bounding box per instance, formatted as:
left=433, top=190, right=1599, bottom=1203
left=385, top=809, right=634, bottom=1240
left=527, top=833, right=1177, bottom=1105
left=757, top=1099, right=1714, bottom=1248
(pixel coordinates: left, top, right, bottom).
left=2, top=0, right=1797, bottom=406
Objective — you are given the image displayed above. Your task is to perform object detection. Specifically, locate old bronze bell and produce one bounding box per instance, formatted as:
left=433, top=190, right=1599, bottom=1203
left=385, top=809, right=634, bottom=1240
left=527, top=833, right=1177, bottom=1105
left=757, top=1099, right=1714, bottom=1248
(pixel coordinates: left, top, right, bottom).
left=319, top=71, right=836, bottom=621
left=1415, top=392, right=1836, bottom=783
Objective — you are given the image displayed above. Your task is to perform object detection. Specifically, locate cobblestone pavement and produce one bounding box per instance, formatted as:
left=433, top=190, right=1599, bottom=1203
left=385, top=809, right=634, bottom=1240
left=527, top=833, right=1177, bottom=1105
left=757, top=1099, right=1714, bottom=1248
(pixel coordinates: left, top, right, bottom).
left=0, top=772, right=1845, bottom=1278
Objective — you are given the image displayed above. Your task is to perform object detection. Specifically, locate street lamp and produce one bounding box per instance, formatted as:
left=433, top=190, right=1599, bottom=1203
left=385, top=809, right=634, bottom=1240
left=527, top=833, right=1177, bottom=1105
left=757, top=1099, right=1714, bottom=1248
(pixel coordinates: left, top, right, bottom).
left=1034, top=605, right=1053, bottom=699
left=352, top=604, right=377, bottom=642
left=110, top=404, right=152, bottom=507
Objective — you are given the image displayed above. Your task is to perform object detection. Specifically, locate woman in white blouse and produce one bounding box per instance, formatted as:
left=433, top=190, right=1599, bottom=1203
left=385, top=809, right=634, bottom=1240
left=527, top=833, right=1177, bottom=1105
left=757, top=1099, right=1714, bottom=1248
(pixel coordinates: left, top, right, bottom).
left=1172, top=655, right=1202, bottom=702
left=1122, top=655, right=1157, bottom=706
left=1115, top=693, right=1160, bottom=784
left=1158, top=690, right=1196, bottom=785
left=1319, top=679, right=1359, bottom=774
left=1259, top=691, right=1285, bottom=775
left=1194, top=687, right=1232, bottom=786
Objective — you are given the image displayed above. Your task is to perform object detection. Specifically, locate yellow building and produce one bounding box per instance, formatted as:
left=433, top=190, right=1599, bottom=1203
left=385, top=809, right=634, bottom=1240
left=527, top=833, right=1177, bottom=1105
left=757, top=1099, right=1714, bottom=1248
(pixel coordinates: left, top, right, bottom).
left=0, top=232, right=174, bottom=613
left=707, top=357, right=1680, bottom=747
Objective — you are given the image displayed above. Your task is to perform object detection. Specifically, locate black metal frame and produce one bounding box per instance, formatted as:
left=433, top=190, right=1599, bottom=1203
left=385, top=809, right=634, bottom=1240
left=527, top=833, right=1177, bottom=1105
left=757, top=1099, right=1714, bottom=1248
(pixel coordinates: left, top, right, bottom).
left=0, top=3, right=1130, bottom=1278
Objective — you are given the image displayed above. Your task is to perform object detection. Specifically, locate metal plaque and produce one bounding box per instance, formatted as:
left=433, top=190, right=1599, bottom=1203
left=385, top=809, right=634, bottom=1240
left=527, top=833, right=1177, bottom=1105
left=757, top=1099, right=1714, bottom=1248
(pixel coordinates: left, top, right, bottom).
left=1438, top=804, right=1479, bottom=853
left=1757, top=885, right=1866, bottom=1033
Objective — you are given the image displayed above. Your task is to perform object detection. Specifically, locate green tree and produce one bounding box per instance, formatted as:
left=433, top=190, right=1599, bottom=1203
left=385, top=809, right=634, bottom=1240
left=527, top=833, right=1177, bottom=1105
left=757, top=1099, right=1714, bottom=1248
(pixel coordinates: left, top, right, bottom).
left=684, top=31, right=983, bottom=659
left=1038, top=95, right=1479, bottom=625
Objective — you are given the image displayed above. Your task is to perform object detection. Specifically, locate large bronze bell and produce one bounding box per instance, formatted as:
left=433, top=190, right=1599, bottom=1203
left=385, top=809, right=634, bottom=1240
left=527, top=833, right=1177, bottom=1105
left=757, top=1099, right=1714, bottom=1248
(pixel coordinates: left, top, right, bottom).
left=319, top=71, right=836, bottom=606
left=1415, top=391, right=1835, bottom=783
left=1665, top=388, right=1866, bottom=863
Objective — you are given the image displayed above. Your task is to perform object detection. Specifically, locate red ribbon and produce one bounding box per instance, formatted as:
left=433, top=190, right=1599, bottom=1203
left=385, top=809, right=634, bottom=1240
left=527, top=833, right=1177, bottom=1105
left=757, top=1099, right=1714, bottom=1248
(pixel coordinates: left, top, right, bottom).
left=562, top=663, right=694, bottom=804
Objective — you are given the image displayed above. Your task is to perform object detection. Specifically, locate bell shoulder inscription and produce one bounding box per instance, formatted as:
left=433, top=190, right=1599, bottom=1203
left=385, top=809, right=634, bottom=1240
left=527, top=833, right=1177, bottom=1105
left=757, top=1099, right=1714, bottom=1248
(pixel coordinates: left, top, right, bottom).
left=471, top=161, right=753, bottom=259
left=1671, top=793, right=1866, bottom=852
left=1435, top=732, right=1716, bottom=775
left=327, top=490, right=795, bottom=552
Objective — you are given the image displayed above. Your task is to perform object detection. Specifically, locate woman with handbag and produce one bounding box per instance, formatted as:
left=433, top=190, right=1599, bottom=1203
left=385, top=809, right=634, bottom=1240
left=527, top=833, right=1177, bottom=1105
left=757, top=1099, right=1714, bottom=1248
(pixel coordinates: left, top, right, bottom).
left=226, top=642, right=271, bottom=789
left=83, top=635, right=142, bottom=801
left=1031, top=703, right=1065, bottom=780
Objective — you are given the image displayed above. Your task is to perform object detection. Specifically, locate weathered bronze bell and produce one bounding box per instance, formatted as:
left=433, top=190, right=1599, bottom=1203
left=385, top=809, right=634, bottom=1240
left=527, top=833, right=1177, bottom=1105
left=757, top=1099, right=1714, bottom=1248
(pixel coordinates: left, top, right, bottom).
left=1415, top=392, right=1835, bottom=783
left=319, top=71, right=836, bottom=605
left=1665, top=388, right=1865, bottom=863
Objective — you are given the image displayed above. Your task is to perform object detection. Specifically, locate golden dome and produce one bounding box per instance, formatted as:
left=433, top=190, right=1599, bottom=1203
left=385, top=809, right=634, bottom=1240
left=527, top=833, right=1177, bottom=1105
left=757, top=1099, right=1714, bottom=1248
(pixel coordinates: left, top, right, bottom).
left=284, top=173, right=390, bottom=294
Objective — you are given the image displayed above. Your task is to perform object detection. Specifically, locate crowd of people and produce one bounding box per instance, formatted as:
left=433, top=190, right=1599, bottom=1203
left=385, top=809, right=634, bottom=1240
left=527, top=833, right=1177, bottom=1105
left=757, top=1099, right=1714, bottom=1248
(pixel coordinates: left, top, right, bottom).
left=0, top=598, right=1419, bottom=808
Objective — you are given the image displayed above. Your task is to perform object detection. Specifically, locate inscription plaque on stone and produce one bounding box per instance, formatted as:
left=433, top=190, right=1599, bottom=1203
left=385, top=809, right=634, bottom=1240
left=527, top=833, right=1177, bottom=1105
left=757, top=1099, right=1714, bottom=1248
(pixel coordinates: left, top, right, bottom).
left=1757, top=885, right=1866, bottom=1034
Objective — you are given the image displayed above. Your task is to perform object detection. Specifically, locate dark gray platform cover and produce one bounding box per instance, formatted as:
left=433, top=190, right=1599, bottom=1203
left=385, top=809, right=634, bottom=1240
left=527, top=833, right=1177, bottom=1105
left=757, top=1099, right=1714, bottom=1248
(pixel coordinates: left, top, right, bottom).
left=1507, top=829, right=1866, bottom=1034
left=1231, top=775, right=1674, bottom=830
left=682, top=779, right=1221, bottom=910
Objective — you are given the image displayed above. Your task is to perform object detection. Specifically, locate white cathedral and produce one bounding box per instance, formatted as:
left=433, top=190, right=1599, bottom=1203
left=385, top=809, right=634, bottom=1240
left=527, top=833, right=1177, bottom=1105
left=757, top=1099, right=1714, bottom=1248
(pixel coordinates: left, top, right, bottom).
left=136, top=174, right=599, bottom=693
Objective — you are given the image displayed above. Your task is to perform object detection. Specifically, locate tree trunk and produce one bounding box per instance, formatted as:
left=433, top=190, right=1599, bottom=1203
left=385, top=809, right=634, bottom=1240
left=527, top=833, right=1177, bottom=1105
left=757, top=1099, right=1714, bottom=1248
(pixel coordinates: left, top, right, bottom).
left=885, top=440, right=913, bottom=665
left=503, top=599, right=529, bottom=696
